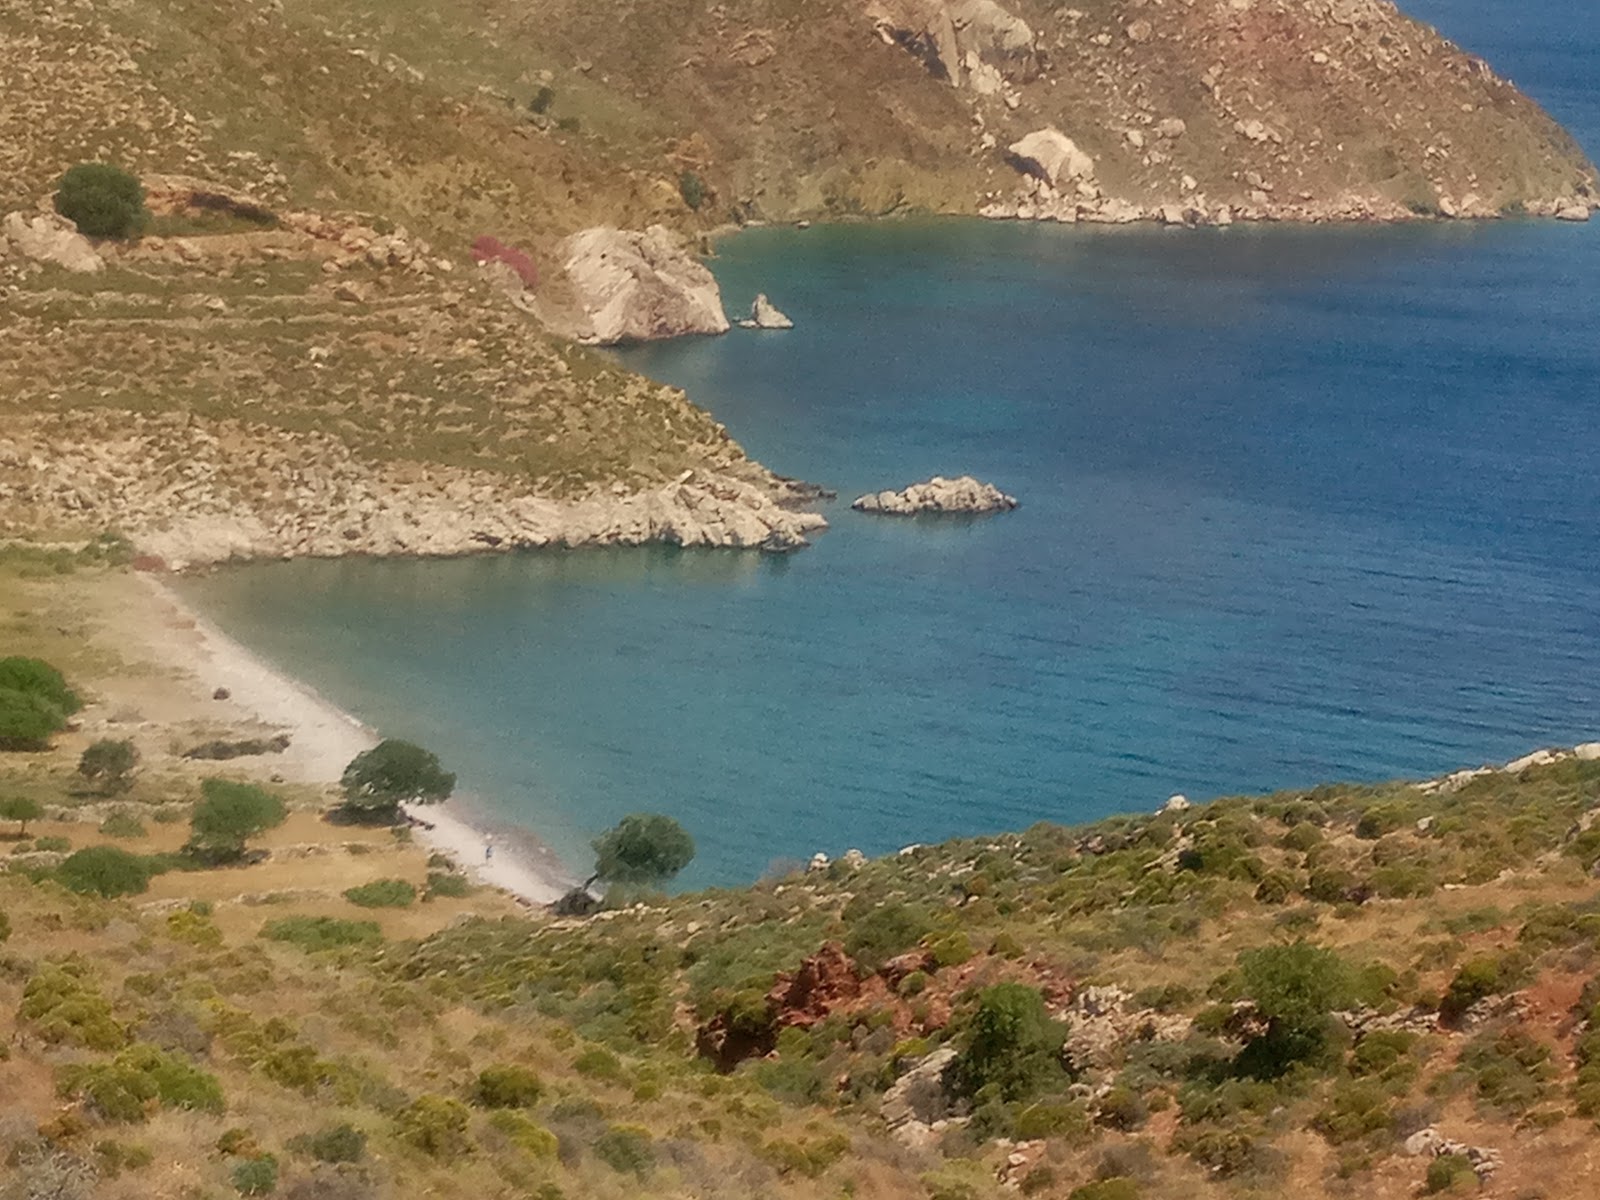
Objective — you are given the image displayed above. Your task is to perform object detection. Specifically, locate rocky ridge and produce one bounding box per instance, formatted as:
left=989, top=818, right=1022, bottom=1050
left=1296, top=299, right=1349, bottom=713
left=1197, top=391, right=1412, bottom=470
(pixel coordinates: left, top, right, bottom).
left=0, top=412, right=827, bottom=567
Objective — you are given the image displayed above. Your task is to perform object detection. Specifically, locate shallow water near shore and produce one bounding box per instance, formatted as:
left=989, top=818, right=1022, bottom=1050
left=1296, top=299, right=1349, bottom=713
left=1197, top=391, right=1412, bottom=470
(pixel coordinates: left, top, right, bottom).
left=181, top=0, right=1600, bottom=889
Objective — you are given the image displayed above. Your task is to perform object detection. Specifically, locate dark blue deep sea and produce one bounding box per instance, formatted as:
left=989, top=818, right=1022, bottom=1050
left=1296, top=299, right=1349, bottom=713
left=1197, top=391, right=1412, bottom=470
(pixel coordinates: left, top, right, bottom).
left=182, top=0, right=1600, bottom=888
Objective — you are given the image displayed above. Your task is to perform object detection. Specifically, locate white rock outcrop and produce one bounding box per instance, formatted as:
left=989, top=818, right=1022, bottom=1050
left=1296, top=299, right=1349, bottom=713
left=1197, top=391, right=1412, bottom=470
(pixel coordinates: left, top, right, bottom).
left=868, top=0, right=1037, bottom=91
left=1006, top=129, right=1096, bottom=187
left=739, top=293, right=794, bottom=329
left=557, top=225, right=730, bottom=344
left=852, top=475, right=1018, bottom=516
left=2, top=211, right=104, bottom=273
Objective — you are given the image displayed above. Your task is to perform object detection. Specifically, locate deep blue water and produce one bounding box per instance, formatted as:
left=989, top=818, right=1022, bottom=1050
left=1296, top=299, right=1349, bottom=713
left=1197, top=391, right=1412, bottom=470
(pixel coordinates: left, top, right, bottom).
left=181, top=0, right=1600, bottom=888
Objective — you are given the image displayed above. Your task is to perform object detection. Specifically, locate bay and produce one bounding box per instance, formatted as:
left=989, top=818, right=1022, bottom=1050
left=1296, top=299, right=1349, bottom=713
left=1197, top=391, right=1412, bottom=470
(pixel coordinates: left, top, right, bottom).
left=181, top=0, right=1600, bottom=888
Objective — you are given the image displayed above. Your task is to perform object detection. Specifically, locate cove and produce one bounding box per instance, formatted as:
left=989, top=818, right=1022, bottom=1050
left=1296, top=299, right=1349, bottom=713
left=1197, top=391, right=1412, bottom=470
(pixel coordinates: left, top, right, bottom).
left=180, top=0, right=1600, bottom=890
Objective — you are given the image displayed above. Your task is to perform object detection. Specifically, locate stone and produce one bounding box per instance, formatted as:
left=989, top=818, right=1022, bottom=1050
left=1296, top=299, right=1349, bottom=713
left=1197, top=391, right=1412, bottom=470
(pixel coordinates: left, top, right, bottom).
left=852, top=475, right=1018, bottom=515
left=881, top=1046, right=958, bottom=1138
left=868, top=0, right=1038, bottom=90
left=1125, top=18, right=1152, bottom=42
left=839, top=848, right=868, bottom=869
left=808, top=851, right=831, bottom=871
left=1576, top=742, right=1600, bottom=761
left=1161, top=794, right=1191, bottom=813
left=1006, top=129, right=1095, bottom=187
left=2, top=211, right=104, bottom=273
left=739, top=293, right=794, bottom=329
left=558, top=225, right=730, bottom=344
left=1155, top=117, right=1187, bottom=139
left=1557, top=203, right=1592, bottom=222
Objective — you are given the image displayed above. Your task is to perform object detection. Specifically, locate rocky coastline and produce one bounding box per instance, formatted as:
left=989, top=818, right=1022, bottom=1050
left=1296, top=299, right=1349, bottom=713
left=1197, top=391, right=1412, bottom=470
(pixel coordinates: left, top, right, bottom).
left=0, top=412, right=829, bottom=570
left=853, top=476, right=1018, bottom=516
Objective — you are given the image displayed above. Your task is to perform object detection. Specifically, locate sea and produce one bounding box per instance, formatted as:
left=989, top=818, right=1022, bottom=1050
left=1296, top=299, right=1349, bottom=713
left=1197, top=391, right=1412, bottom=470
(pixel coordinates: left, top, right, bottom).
left=180, top=0, right=1600, bottom=889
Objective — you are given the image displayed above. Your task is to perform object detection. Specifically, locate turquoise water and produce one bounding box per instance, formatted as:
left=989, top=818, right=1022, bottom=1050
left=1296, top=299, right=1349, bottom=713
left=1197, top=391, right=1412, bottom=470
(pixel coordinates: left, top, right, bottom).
left=181, top=1, right=1600, bottom=888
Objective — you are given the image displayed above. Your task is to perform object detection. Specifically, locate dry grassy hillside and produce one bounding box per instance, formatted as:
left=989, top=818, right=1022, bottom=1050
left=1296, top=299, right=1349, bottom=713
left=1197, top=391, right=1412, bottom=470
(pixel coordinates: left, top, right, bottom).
left=3, top=557, right=1600, bottom=1200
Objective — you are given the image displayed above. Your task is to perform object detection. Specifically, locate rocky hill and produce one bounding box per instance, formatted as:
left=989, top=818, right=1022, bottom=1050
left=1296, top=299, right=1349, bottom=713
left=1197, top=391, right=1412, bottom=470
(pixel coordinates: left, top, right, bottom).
left=1, top=0, right=1596, bottom=568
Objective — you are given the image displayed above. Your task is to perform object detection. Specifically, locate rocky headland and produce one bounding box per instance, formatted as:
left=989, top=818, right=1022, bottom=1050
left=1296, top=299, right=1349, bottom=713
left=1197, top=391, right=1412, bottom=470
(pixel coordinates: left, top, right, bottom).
left=853, top=475, right=1019, bottom=515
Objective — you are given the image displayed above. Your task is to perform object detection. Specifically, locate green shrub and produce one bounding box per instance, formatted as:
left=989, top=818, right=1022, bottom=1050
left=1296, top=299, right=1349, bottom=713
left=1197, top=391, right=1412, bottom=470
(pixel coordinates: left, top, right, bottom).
left=58, top=1043, right=225, bottom=1121
left=573, top=1047, right=624, bottom=1081
left=1424, top=1153, right=1477, bottom=1193
left=261, top=916, right=382, bottom=952
left=842, top=901, right=934, bottom=972
left=1095, top=1085, right=1147, bottom=1131
left=0, top=656, right=81, bottom=712
left=1235, top=941, right=1352, bottom=1078
left=1313, top=1079, right=1392, bottom=1144
left=20, top=963, right=127, bottom=1049
left=56, top=846, right=154, bottom=897
left=288, top=1124, right=366, bottom=1164
left=592, top=1125, right=654, bottom=1177
left=487, top=1110, right=559, bottom=1158
left=54, top=163, right=146, bottom=238
left=1456, top=1027, right=1555, bottom=1116
left=947, top=983, right=1066, bottom=1102
left=472, top=1065, right=543, bottom=1109
left=1012, top=1099, right=1090, bottom=1141
left=0, top=688, right=68, bottom=749
left=395, top=1095, right=472, bottom=1157
left=34, top=834, right=71, bottom=853
left=425, top=870, right=470, bottom=899
left=678, top=170, right=707, bottom=211
left=343, top=879, right=416, bottom=908
left=1440, top=955, right=1514, bottom=1023
left=1254, top=870, right=1296, bottom=905
left=231, top=1155, right=278, bottom=1196
left=925, top=930, right=974, bottom=968
left=80, top=740, right=139, bottom=794
left=99, top=809, right=147, bottom=839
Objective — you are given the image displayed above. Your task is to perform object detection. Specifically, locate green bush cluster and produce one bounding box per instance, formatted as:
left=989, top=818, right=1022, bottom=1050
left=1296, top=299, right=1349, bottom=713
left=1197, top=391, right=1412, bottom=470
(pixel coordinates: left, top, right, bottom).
left=1455, top=1026, right=1556, bottom=1116
left=0, top=657, right=80, bottom=749
left=231, top=1154, right=279, bottom=1196
left=947, top=983, right=1066, bottom=1103
left=288, top=1124, right=366, bottom=1164
left=80, top=740, right=139, bottom=794
left=591, top=1125, right=654, bottom=1177
left=20, top=962, right=128, bottom=1049
left=472, top=1065, right=543, bottom=1109
left=261, top=916, right=383, bottom=952
left=188, top=779, right=288, bottom=862
left=344, top=879, right=417, bottom=908
left=395, top=1095, right=472, bottom=1157
left=58, top=1043, right=224, bottom=1121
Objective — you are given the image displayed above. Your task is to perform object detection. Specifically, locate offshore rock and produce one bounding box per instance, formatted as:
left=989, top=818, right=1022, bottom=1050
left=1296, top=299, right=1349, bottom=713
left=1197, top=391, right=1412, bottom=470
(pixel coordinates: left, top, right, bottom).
left=557, top=225, right=730, bottom=344
left=739, top=293, right=794, bottom=329
left=852, top=475, right=1018, bottom=515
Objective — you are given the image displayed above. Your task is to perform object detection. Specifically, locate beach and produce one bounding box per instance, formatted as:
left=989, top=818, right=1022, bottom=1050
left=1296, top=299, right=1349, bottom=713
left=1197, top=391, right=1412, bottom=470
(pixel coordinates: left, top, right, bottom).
left=119, top=571, right=574, bottom=905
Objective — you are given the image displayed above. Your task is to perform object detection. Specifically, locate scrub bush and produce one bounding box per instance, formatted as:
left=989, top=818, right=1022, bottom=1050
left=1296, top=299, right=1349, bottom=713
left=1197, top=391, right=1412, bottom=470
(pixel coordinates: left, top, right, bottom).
left=54, top=164, right=146, bottom=237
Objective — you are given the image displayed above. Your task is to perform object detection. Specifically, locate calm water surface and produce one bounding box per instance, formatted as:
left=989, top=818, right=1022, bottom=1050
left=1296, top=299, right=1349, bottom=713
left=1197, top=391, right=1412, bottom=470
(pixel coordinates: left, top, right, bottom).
left=182, top=0, right=1600, bottom=887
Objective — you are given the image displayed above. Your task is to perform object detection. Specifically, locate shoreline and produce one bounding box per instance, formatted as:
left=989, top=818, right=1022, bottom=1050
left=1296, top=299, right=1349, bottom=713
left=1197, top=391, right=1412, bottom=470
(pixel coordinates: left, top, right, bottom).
left=131, top=572, right=575, bottom=905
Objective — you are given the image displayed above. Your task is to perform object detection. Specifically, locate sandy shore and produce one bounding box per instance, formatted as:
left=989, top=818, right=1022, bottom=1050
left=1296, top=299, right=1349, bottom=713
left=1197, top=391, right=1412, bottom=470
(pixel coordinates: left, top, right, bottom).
left=129, top=573, right=575, bottom=904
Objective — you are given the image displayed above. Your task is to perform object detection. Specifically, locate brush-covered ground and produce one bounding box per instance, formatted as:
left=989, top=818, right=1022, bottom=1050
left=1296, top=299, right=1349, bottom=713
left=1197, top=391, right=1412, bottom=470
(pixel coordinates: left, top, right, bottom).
left=3, top=554, right=1600, bottom=1200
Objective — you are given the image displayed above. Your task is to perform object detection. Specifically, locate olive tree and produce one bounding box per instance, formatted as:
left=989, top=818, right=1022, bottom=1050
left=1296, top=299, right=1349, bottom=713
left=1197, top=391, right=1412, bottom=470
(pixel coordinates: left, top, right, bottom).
left=338, top=739, right=455, bottom=823
left=1235, top=940, right=1354, bottom=1078
left=588, top=813, right=695, bottom=888
left=187, top=778, right=287, bottom=863
left=0, top=796, right=43, bottom=837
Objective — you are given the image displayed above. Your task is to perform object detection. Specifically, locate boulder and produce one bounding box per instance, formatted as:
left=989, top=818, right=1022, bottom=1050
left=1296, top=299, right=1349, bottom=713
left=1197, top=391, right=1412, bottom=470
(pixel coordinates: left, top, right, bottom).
left=2, top=211, right=104, bottom=273
left=868, top=0, right=1037, bottom=90
left=1006, top=129, right=1095, bottom=188
left=557, top=225, right=730, bottom=344
left=852, top=475, right=1018, bottom=515
left=739, top=292, right=794, bottom=329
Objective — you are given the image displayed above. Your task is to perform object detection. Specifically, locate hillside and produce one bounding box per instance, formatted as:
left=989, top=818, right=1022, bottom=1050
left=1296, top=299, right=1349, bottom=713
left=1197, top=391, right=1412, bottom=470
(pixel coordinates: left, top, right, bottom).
left=3, top=555, right=1600, bottom=1200
left=2, top=0, right=1597, bottom=568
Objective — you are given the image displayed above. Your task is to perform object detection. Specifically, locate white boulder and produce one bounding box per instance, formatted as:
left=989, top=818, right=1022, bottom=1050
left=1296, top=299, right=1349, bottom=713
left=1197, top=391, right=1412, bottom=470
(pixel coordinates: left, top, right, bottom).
left=2, top=211, right=104, bottom=273
left=1007, top=129, right=1095, bottom=187
left=557, top=224, right=730, bottom=344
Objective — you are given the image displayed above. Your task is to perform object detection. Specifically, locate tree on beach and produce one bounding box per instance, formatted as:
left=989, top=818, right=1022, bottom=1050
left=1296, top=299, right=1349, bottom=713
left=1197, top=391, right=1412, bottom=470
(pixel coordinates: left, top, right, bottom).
left=0, top=796, right=43, bottom=837
left=0, top=657, right=81, bottom=751
left=187, top=778, right=288, bottom=863
left=587, top=813, right=695, bottom=888
left=78, top=739, right=139, bottom=794
left=338, top=739, right=455, bottom=823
